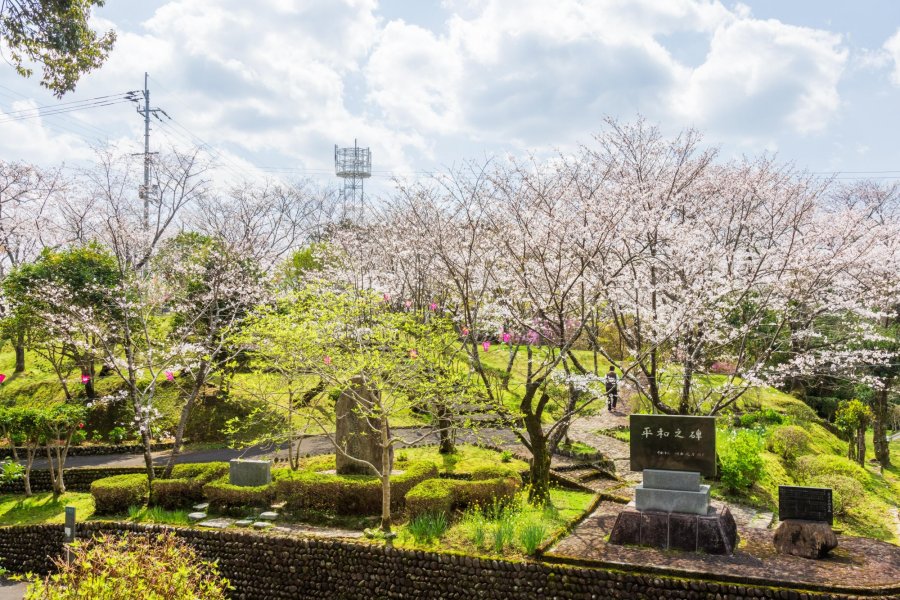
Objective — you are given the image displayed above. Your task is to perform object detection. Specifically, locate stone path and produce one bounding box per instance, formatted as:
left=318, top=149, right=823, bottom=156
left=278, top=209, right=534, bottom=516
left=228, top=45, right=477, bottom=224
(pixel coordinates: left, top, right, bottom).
left=0, top=579, right=25, bottom=600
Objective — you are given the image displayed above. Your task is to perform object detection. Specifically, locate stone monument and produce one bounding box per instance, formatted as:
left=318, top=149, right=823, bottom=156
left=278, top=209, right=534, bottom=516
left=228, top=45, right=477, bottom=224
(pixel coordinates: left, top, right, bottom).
left=608, top=414, right=738, bottom=555
left=335, top=375, right=393, bottom=476
left=773, top=485, right=837, bottom=559
left=229, top=459, right=272, bottom=487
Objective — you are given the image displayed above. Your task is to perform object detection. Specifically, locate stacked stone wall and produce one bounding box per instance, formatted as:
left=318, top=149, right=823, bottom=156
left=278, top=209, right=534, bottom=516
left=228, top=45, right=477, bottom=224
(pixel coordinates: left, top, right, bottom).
left=0, top=523, right=895, bottom=599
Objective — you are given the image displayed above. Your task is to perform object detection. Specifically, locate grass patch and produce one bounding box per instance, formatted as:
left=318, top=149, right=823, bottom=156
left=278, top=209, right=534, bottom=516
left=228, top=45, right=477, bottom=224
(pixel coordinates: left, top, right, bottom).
left=126, top=504, right=190, bottom=525
left=0, top=492, right=95, bottom=525
left=396, top=445, right=528, bottom=477
left=396, top=487, right=594, bottom=559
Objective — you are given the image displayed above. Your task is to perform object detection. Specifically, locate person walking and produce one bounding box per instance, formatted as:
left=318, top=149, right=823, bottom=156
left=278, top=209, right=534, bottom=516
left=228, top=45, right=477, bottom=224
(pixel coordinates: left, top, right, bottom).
left=605, top=366, right=619, bottom=411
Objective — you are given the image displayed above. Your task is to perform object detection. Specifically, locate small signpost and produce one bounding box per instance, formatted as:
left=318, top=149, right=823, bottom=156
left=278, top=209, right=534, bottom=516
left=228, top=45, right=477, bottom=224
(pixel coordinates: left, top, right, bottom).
left=64, top=506, right=76, bottom=564
left=629, top=414, right=717, bottom=476
left=778, top=486, right=833, bottom=525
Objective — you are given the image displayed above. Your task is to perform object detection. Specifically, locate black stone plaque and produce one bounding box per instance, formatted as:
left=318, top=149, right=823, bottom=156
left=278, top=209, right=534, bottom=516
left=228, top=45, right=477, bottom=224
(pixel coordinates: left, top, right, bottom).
left=778, top=486, right=833, bottom=525
left=629, top=415, right=717, bottom=476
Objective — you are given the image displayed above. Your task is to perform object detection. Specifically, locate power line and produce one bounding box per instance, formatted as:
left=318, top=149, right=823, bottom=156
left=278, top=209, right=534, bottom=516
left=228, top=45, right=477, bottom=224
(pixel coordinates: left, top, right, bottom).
left=0, top=99, right=132, bottom=124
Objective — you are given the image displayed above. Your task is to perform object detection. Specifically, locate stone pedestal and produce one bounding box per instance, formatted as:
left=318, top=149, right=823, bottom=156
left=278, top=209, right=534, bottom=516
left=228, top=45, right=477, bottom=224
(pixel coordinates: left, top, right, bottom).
left=229, top=459, right=272, bottom=487
left=773, top=519, right=838, bottom=559
left=609, top=504, right=738, bottom=555
left=635, top=469, right=710, bottom=516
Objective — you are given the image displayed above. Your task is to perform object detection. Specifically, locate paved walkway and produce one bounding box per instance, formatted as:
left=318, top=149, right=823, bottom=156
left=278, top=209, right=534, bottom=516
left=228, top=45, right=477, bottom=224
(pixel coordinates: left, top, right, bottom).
left=0, top=579, right=26, bottom=600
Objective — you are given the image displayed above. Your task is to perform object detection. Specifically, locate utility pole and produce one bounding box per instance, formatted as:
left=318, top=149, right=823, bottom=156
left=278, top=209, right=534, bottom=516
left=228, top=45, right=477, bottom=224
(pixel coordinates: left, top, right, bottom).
left=132, top=72, right=166, bottom=232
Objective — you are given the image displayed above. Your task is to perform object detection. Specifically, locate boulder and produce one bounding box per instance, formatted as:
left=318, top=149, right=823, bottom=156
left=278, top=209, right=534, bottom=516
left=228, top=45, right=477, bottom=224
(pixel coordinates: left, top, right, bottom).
left=335, top=375, right=393, bottom=476
left=773, top=519, right=838, bottom=559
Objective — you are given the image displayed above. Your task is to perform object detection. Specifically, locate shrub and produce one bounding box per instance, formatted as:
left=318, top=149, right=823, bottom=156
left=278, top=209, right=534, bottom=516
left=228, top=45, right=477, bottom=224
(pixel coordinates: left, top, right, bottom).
left=405, top=479, right=455, bottom=516
left=718, top=429, right=764, bottom=490
left=70, top=429, right=88, bottom=446
left=90, top=474, right=149, bottom=514
left=807, top=474, right=863, bottom=515
left=202, top=477, right=275, bottom=511
left=767, top=425, right=811, bottom=462
left=738, top=408, right=783, bottom=428
left=709, top=361, right=737, bottom=375
left=107, top=426, right=128, bottom=445
left=23, top=532, right=229, bottom=599
left=795, top=454, right=868, bottom=485
left=275, top=460, right=438, bottom=515
left=151, top=463, right=230, bottom=509
left=470, top=465, right=521, bottom=481
left=406, top=474, right=522, bottom=518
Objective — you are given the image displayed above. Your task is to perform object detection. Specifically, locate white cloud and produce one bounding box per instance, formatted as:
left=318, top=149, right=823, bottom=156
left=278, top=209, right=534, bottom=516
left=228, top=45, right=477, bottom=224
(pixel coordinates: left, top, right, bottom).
left=884, top=28, right=900, bottom=85
left=672, top=18, right=847, bottom=136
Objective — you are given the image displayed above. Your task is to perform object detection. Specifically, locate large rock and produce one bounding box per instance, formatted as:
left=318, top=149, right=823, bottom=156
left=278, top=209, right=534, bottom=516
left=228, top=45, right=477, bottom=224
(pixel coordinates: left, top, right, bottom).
left=773, top=519, right=838, bottom=559
left=335, top=376, right=393, bottom=476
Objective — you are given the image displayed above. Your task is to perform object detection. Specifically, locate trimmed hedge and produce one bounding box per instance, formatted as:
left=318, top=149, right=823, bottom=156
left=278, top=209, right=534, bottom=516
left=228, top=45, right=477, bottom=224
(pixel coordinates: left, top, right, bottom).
left=275, top=460, right=438, bottom=515
left=150, top=462, right=229, bottom=509
left=203, top=477, right=276, bottom=511
left=406, top=471, right=522, bottom=518
left=90, top=474, right=149, bottom=514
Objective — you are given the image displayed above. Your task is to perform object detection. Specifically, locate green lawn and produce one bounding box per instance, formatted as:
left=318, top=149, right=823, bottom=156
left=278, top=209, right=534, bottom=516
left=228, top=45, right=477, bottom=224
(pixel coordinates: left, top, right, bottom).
left=0, top=492, right=95, bottom=525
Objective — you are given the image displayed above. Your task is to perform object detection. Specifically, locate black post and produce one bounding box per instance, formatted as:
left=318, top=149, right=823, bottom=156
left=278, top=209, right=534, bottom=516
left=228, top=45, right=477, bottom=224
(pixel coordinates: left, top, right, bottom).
left=64, top=506, right=76, bottom=563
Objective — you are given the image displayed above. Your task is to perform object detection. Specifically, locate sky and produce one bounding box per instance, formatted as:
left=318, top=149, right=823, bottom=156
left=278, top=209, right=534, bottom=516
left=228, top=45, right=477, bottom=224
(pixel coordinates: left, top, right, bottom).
left=2, top=0, right=900, bottom=197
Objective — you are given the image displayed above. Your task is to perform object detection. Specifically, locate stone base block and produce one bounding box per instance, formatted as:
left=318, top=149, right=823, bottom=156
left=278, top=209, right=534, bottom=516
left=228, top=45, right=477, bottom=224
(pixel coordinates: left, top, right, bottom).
left=635, top=484, right=710, bottom=515
left=609, top=505, right=738, bottom=555
left=229, top=459, right=272, bottom=487
left=642, top=469, right=700, bottom=491
left=773, top=520, right=838, bottom=559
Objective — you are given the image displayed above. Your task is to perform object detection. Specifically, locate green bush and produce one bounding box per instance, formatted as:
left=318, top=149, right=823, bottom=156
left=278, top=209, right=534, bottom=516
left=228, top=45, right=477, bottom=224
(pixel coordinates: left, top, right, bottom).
left=202, top=477, right=275, bottom=511
left=90, top=474, right=149, bottom=514
left=470, top=465, right=521, bottom=481
left=107, top=426, right=128, bottom=445
left=767, top=425, right=811, bottom=462
left=275, top=460, right=437, bottom=515
left=718, top=429, right=764, bottom=490
left=795, top=454, right=868, bottom=485
left=738, top=408, right=783, bottom=428
left=807, top=474, right=863, bottom=515
left=406, top=474, right=522, bottom=518
left=151, top=463, right=230, bottom=509
left=404, top=479, right=455, bottom=516
left=23, top=531, right=229, bottom=599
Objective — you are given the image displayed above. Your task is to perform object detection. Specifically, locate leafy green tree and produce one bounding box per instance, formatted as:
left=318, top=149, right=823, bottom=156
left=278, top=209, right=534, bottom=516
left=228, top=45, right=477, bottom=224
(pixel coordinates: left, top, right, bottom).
left=233, top=284, right=473, bottom=534
left=2, top=243, right=122, bottom=400
left=0, top=0, right=116, bottom=96
left=835, top=399, right=873, bottom=467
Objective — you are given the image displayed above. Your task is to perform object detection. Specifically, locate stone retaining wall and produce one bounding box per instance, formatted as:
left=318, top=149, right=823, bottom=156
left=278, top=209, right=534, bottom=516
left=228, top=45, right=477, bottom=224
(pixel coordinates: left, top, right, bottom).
left=0, top=523, right=895, bottom=599
left=0, top=442, right=173, bottom=460
left=0, top=467, right=160, bottom=494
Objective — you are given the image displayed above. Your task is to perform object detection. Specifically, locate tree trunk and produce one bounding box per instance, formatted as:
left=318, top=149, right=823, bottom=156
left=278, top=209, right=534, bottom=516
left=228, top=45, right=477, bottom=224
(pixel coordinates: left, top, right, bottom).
left=80, top=365, right=96, bottom=400
left=502, top=346, right=518, bottom=390
left=856, top=427, right=866, bottom=467
left=679, top=355, right=694, bottom=415
left=14, top=331, right=25, bottom=373
left=380, top=420, right=392, bottom=536
left=23, top=449, right=34, bottom=497
left=162, top=364, right=207, bottom=478
left=528, top=435, right=552, bottom=506
left=873, top=384, right=892, bottom=468
left=847, top=434, right=857, bottom=462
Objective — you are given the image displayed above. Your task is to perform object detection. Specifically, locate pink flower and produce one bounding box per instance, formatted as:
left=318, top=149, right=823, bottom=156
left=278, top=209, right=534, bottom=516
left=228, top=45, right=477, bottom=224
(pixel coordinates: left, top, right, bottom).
left=429, top=303, right=437, bottom=311
left=164, top=371, right=174, bottom=382
left=324, top=355, right=332, bottom=365
left=0, top=374, right=5, bottom=384
left=78, top=423, right=84, bottom=429
left=482, top=341, right=491, bottom=352
left=404, top=300, right=412, bottom=308
left=502, top=332, right=511, bottom=344
left=81, top=374, right=91, bottom=384
left=462, top=328, right=469, bottom=336
left=409, top=349, right=418, bottom=359
left=382, top=293, right=391, bottom=302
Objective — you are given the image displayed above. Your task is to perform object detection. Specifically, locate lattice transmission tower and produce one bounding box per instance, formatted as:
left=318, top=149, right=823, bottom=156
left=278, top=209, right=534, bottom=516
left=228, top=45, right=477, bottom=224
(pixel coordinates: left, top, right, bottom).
left=334, top=139, right=371, bottom=212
